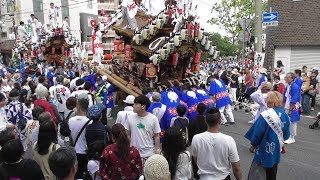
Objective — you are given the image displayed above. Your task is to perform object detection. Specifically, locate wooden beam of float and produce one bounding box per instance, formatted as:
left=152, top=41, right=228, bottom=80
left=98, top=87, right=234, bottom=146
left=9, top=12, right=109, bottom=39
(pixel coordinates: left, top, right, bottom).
left=97, top=68, right=141, bottom=97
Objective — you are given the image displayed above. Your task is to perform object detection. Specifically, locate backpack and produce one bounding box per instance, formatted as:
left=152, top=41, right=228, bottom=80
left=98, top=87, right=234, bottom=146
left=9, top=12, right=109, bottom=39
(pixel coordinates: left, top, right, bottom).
left=59, top=110, right=73, bottom=137
left=173, top=117, right=190, bottom=147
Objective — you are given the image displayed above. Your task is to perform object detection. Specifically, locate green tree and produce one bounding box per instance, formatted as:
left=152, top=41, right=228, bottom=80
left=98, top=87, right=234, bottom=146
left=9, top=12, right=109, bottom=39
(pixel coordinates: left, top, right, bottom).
left=209, top=33, right=241, bottom=57
left=209, top=0, right=254, bottom=44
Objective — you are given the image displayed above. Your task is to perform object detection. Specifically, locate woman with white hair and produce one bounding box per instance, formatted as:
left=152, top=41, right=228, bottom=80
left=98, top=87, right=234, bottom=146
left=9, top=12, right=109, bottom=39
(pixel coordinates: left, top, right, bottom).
left=33, top=85, right=57, bottom=123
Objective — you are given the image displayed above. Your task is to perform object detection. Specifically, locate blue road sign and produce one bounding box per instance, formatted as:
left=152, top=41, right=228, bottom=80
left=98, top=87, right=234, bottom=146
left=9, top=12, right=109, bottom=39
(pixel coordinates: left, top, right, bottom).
left=263, top=12, right=279, bottom=22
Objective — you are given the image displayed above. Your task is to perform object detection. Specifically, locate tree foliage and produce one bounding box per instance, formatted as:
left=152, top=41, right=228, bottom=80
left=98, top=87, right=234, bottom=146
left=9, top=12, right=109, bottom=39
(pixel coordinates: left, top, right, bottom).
left=209, top=0, right=255, bottom=44
left=209, top=33, right=241, bottom=57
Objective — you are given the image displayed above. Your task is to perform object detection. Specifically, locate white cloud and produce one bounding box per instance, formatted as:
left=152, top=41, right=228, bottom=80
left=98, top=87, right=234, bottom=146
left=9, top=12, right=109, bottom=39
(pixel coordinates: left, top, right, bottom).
left=193, top=0, right=227, bottom=36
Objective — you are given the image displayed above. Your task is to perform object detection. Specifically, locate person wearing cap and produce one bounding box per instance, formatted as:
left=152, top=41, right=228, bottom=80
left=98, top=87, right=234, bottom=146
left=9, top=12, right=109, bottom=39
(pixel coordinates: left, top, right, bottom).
left=85, top=104, right=106, bottom=147
left=116, top=95, right=136, bottom=125
left=96, top=75, right=117, bottom=120
left=49, top=75, right=71, bottom=119
left=209, top=74, right=235, bottom=125
left=148, top=92, right=167, bottom=123
left=257, top=68, right=268, bottom=89
left=5, top=88, right=32, bottom=151
left=248, top=82, right=272, bottom=124
left=284, top=72, right=301, bottom=144
left=143, top=154, right=171, bottom=180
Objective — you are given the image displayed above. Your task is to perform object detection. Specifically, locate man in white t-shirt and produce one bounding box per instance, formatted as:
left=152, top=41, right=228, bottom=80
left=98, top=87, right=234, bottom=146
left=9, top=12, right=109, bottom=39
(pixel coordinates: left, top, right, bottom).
left=191, top=108, right=243, bottom=180
left=124, top=95, right=161, bottom=163
left=68, top=98, right=90, bottom=179
left=49, top=75, right=71, bottom=118
left=116, top=95, right=135, bottom=126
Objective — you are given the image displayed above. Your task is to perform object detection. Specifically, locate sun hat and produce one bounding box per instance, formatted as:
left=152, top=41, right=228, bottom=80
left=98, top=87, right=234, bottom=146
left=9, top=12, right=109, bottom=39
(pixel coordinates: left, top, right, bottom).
left=123, top=95, right=135, bottom=104
left=144, top=154, right=170, bottom=180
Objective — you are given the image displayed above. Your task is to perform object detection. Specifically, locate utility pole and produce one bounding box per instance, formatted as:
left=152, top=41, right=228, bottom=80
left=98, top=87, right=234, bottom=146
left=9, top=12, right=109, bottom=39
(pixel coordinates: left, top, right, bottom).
left=254, top=0, right=263, bottom=53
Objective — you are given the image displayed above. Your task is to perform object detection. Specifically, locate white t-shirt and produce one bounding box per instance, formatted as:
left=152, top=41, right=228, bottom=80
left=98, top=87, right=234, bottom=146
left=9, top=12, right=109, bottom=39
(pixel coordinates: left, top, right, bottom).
left=175, top=151, right=192, bottom=180
left=124, top=113, right=161, bottom=158
left=87, top=160, right=102, bottom=180
left=191, top=132, right=240, bottom=180
left=68, top=115, right=90, bottom=154
left=115, top=106, right=135, bottom=126
left=49, top=84, right=71, bottom=113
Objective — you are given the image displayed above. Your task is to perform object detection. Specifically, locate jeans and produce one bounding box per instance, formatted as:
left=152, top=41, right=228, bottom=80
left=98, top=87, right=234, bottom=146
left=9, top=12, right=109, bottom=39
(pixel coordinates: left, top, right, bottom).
left=302, top=93, right=311, bottom=115
left=311, top=94, right=316, bottom=108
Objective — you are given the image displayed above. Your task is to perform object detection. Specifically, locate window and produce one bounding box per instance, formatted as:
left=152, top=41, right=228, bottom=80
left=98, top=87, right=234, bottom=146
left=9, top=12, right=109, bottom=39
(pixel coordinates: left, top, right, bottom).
left=61, top=0, right=69, bottom=18
left=6, top=0, right=15, bottom=13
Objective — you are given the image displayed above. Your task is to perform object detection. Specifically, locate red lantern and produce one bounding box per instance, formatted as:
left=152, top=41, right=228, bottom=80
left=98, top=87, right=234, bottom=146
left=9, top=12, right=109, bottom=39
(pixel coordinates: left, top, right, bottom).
left=172, top=53, right=179, bottom=68
left=104, top=54, right=113, bottom=60
left=68, top=50, right=72, bottom=58
left=59, top=28, right=63, bottom=35
left=125, top=44, right=133, bottom=61
left=194, top=23, right=199, bottom=38
left=194, top=52, right=201, bottom=64
left=51, top=48, right=55, bottom=54
left=187, top=22, right=193, bottom=37
left=114, top=39, right=124, bottom=54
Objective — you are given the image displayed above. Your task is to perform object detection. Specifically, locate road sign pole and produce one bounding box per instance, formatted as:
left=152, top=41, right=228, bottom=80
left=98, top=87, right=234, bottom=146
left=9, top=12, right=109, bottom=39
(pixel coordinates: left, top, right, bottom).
left=254, top=0, right=263, bottom=53
left=242, top=19, right=246, bottom=62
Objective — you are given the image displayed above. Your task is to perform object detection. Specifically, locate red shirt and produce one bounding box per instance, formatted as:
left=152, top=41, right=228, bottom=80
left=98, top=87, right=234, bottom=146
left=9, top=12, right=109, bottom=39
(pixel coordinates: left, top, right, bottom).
left=100, top=144, right=142, bottom=180
left=245, top=72, right=254, bottom=87
left=276, top=82, right=285, bottom=95
left=33, top=99, right=57, bottom=123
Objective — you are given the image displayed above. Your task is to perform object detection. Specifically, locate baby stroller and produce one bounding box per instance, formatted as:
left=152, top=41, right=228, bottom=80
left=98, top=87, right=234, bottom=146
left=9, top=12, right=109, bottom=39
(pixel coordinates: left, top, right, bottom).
left=309, top=112, right=320, bottom=129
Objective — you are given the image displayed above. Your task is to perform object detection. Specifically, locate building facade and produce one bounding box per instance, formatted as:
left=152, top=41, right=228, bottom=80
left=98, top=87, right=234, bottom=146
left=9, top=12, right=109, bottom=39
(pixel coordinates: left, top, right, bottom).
left=0, top=0, right=98, bottom=42
left=265, top=0, right=320, bottom=73
left=97, top=0, right=119, bottom=52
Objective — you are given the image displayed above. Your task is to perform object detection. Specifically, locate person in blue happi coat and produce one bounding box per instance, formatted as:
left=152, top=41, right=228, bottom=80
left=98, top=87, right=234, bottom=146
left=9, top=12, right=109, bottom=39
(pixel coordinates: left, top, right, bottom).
left=148, top=92, right=167, bottom=124
left=96, top=75, right=117, bottom=120
left=47, top=66, right=55, bottom=86
left=160, top=84, right=184, bottom=131
left=196, top=83, right=215, bottom=109
left=245, top=91, right=290, bottom=180
left=283, top=72, right=301, bottom=144
left=179, top=84, right=200, bottom=120
left=209, top=74, right=235, bottom=125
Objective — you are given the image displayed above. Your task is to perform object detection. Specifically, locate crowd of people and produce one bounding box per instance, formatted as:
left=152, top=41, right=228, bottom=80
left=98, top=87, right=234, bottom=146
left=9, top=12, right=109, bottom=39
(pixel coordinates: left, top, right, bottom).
left=0, top=58, right=319, bottom=180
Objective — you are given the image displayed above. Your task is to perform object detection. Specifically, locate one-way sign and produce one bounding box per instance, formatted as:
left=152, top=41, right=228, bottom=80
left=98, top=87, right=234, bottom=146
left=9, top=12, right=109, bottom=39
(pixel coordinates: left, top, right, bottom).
left=263, top=12, right=279, bottom=27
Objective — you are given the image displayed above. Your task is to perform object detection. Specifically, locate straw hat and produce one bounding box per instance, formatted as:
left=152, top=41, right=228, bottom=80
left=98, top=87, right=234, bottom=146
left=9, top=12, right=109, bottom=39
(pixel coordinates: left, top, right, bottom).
left=259, top=68, right=267, bottom=74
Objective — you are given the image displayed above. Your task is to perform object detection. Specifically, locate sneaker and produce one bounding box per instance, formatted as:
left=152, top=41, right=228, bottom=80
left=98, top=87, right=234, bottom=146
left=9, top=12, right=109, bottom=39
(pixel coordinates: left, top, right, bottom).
left=220, top=122, right=229, bottom=126
left=284, top=138, right=295, bottom=144
left=226, top=122, right=235, bottom=125
left=248, top=120, right=255, bottom=124
left=311, top=107, right=315, bottom=111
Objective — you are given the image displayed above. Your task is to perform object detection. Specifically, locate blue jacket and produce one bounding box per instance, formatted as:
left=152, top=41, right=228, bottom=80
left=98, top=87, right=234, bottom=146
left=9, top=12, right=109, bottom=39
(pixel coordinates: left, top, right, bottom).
left=283, top=82, right=301, bottom=122
left=209, top=79, right=232, bottom=108
left=96, top=83, right=117, bottom=108
left=160, top=90, right=182, bottom=130
left=181, top=91, right=200, bottom=120
left=294, top=77, right=303, bottom=90
left=258, top=74, right=267, bottom=88
left=245, top=107, right=290, bottom=168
